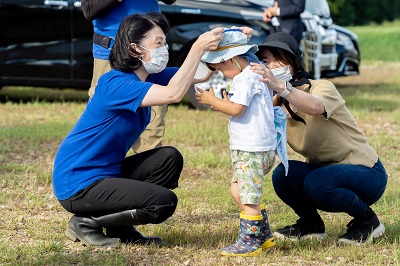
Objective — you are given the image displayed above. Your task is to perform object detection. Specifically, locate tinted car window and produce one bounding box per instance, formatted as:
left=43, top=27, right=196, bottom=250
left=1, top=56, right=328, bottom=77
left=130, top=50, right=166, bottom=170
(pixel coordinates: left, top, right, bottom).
left=0, top=0, right=91, bottom=88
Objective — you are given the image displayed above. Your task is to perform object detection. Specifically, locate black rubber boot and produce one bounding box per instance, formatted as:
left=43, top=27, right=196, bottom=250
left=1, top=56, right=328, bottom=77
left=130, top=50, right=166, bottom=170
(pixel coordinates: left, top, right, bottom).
left=65, top=215, right=120, bottom=248
left=95, top=209, right=164, bottom=246
left=92, top=209, right=142, bottom=227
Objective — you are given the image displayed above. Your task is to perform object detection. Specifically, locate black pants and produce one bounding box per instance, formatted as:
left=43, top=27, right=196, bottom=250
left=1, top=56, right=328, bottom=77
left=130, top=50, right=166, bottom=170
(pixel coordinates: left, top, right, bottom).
left=59, top=146, right=183, bottom=224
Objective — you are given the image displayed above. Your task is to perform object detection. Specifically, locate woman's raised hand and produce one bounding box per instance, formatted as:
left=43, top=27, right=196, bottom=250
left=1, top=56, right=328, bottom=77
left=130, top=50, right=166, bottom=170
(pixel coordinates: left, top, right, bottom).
left=250, top=62, right=285, bottom=94
left=194, top=27, right=224, bottom=52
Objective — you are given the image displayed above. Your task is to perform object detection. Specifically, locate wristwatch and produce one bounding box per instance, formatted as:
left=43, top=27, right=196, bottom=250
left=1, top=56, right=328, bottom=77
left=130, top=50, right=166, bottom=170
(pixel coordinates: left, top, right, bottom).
left=279, top=81, right=293, bottom=97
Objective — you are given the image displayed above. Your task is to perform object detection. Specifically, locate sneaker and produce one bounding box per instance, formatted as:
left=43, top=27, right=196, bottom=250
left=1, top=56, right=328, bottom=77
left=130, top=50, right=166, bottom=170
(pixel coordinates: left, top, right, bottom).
left=273, top=219, right=327, bottom=240
left=338, top=210, right=385, bottom=246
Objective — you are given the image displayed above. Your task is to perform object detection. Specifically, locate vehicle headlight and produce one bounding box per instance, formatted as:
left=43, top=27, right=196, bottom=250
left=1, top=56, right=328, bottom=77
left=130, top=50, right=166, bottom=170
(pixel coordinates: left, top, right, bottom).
left=336, top=32, right=355, bottom=50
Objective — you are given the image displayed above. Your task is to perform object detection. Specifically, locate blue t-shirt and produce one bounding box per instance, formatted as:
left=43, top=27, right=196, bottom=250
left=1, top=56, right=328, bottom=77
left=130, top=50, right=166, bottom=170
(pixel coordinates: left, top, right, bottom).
left=93, top=0, right=160, bottom=59
left=52, top=67, right=178, bottom=200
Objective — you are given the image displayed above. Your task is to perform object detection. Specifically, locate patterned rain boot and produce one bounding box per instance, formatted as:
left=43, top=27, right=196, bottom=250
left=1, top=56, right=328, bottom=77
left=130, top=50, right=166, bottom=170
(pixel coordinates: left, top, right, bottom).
left=260, top=204, right=275, bottom=249
left=220, top=213, right=264, bottom=257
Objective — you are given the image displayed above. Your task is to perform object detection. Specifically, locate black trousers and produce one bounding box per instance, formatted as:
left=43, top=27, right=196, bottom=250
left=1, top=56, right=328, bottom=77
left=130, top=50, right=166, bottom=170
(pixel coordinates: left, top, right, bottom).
left=59, top=146, right=183, bottom=224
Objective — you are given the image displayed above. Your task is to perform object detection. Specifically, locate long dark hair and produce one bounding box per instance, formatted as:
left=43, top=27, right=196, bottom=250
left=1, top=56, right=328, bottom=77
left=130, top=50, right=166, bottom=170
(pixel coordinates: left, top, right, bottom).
left=109, top=12, right=169, bottom=72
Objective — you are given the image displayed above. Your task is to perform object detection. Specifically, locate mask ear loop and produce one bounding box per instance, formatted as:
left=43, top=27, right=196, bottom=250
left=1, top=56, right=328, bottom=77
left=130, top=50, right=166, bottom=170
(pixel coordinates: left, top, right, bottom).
left=128, top=43, right=145, bottom=59
left=137, top=44, right=150, bottom=51
left=136, top=44, right=151, bottom=63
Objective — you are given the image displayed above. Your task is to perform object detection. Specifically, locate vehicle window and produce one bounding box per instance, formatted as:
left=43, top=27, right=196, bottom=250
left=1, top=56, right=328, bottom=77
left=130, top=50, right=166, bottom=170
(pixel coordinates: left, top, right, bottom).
left=245, top=0, right=274, bottom=7
left=0, top=0, right=43, bottom=4
left=305, top=0, right=330, bottom=18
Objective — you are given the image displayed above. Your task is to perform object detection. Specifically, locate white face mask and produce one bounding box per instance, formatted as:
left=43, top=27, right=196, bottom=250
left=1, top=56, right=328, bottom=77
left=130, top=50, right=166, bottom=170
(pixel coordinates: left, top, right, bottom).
left=139, top=44, right=169, bottom=74
left=271, top=65, right=292, bottom=81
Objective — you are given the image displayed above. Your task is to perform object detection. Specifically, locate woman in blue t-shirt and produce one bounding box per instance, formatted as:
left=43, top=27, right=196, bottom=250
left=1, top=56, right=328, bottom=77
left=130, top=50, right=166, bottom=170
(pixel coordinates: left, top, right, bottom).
left=52, top=12, right=225, bottom=248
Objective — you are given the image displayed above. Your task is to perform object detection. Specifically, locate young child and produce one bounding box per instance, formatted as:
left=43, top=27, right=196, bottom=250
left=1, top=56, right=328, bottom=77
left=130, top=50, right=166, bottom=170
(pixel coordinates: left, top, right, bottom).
left=196, top=29, right=282, bottom=256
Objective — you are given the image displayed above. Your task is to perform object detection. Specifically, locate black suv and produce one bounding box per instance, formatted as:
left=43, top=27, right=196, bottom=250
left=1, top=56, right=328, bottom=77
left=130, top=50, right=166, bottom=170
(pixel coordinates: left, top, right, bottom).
left=0, top=0, right=360, bottom=108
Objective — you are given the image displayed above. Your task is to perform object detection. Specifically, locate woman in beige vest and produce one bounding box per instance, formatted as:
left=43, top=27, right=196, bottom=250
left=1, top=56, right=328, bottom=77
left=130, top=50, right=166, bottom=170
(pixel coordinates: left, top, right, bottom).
left=250, top=32, right=388, bottom=246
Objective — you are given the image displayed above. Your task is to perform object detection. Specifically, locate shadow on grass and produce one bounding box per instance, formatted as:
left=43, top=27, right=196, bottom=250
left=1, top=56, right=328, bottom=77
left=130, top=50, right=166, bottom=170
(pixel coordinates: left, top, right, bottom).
left=2, top=84, right=398, bottom=112
left=345, top=98, right=398, bottom=112
left=336, top=83, right=400, bottom=96
left=0, top=86, right=89, bottom=103
left=334, top=83, right=400, bottom=112
left=0, top=86, right=195, bottom=109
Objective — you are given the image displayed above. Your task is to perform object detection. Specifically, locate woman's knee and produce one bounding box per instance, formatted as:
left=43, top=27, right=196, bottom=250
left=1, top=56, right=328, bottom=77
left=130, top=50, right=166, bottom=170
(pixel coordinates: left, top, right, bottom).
left=158, top=146, right=183, bottom=189
left=140, top=189, right=178, bottom=224
left=157, top=191, right=178, bottom=223
left=161, top=146, right=183, bottom=167
left=272, top=163, right=287, bottom=192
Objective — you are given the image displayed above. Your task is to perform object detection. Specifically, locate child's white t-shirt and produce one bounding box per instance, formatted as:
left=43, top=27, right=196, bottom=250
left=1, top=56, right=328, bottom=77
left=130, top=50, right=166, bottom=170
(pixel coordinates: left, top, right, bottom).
left=227, top=66, right=277, bottom=152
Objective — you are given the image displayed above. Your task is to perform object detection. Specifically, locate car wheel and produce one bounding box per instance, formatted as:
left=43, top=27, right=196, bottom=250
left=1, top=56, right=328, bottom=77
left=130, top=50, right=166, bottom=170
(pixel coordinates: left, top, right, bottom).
left=186, top=71, right=230, bottom=110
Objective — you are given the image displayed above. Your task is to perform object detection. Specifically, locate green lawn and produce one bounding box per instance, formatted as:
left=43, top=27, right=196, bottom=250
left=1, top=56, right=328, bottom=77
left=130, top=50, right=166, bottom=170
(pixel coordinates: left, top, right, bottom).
left=348, top=20, right=400, bottom=64
left=0, top=22, right=400, bottom=265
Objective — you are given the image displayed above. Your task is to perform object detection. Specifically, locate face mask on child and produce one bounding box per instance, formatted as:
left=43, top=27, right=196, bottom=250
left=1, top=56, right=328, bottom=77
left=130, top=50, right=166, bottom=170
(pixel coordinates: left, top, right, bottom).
left=271, top=65, right=292, bottom=81
left=139, top=44, right=169, bottom=74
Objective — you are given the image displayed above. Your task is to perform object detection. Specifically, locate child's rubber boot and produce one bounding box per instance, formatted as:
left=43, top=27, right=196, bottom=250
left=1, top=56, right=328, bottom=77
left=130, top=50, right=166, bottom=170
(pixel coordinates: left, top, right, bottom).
left=260, top=204, right=275, bottom=249
left=220, top=213, right=264, bottom=257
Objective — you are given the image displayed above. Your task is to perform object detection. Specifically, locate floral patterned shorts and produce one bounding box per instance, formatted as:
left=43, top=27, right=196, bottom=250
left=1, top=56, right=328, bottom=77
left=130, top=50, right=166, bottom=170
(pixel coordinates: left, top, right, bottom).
left=231, top=150, right=276, bottom=205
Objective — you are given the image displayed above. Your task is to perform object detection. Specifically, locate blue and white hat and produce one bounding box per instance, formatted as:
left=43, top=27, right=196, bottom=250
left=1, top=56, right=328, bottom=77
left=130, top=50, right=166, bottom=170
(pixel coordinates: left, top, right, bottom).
left=201, top=28, right=258, bottom=63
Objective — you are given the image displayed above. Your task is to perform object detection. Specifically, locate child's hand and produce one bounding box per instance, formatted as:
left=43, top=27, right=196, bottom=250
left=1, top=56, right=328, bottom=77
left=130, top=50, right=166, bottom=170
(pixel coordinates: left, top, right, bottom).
left=195, top=86, right=216, bottom=106
left=250, top=62, right=284, bottom=93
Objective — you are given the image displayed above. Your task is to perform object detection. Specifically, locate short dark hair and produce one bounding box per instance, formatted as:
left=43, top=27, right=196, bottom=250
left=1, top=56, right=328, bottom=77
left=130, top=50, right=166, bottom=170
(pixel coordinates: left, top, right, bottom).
left=109, top=12, right=169, bottom=72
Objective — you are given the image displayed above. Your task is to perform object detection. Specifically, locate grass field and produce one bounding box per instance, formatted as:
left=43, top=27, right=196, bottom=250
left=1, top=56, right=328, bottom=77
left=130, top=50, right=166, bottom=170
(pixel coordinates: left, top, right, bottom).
left=348, top=20, right=400, bottom=64
left=1, top=23, right=400, bottom=265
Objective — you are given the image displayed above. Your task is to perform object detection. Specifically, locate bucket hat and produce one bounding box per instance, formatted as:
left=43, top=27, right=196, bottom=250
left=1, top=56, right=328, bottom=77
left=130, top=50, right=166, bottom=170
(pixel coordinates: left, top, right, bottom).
left=257, top=32, right=302, bottom=61
left=201, top=28, right=258, bottom=63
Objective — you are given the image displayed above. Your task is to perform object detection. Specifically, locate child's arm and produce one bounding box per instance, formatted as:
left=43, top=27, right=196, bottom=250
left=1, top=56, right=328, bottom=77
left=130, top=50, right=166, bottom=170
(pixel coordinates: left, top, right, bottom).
left=196, top=88, right=246, bottom=117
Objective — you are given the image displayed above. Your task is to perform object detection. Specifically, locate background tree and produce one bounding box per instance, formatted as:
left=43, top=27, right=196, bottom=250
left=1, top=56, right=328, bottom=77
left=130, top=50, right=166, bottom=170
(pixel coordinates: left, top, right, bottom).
left=327, top=0, right=400, bottom=26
